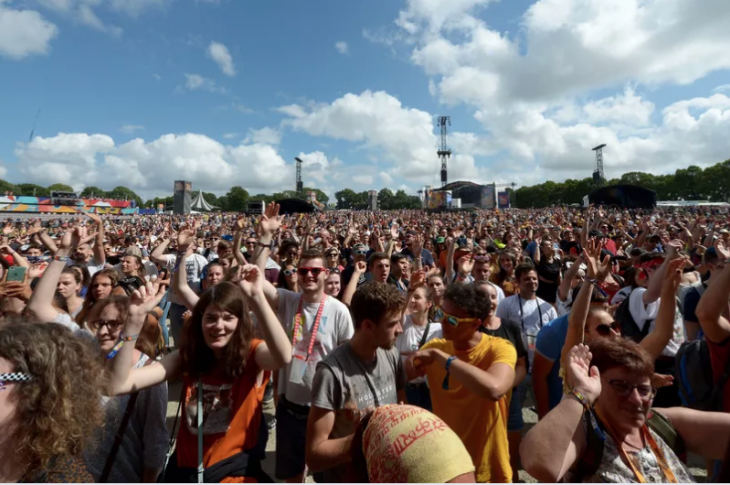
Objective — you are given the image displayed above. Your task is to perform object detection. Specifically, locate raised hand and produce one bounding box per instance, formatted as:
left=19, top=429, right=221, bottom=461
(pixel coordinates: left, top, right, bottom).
left=237, top=264, right=264, bottom=299
left=2, top=224, right=13, bottom=236
left=582, top=238, right=610, bottom=279
left=26, top=220, right=43, bottom=236
left=85, top=212, right=103, bottom=226
left=60, top=226, right=87, bottom=250
left=177, top=226, right=195, bottom=249
left=662, top=257, right=686, bottom=294
left=260, top=202, right=283, bottom=236
left=129, top=281, right=164, bottom=321
left=390, top=223, right=399, bottom=240
left=651, top=373, right=674, bottom=389
left=565, top=344, right=601, bottom=404
left=235, top=216, right=247, bottom=231
left=457, top=254, right=474, bottom=275
left=353, top=260, right=367, bottom=275
left=410, top=269, right=426, bottom=289
left=665, top=239, right=683, bottom=258
left=713, top=237, right=730, bottom=260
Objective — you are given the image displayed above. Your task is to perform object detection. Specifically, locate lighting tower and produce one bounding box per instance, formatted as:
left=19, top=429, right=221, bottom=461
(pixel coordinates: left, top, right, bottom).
left=437, top=116, right=451, bottom=187
left=295, top=157, right=303, bottom=194
left=592, top=144, right=606, bottom=187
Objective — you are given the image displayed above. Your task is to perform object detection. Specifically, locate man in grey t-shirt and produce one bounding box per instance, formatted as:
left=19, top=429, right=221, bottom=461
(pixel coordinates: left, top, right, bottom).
left=306, top=282, right=407, bottom=483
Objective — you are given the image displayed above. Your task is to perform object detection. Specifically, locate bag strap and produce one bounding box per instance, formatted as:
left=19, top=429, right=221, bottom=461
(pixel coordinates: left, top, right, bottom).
left=100, top=358, right=153, bottom=483
left=418, top=321, right=431, bottom=349
left=197, top=375, right=204, bottom=483
left=159, top=384, right=185, bottom=483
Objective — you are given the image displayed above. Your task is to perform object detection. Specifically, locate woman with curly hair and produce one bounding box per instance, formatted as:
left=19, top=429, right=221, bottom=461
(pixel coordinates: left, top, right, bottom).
left=76, top=269, right=120, bottom=330
left=83, top=296, right=168, bottom=482
left=491, top=250, right=519, bottom=297
left=0, top=320, right=107, bottom=482
left=108, top=263, right=292, bottom=482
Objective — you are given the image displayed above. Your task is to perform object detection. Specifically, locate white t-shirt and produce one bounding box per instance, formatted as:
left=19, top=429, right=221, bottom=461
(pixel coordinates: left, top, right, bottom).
left=556, top=290, right=572, bottom=317
left=68, top=258, right=104, bottom=277
left=611, top=286, right=633, bottom=305
left=275, top=288, right=354, bottom=406
left=395, top=315, right=442, bottom=384
left=495, top=294, right=558, bottom=367
left=628, top=288, right=685, bottom=357
left=161, top=254, right=209, bottom=306
left=54, top=312, right=80, bottom=332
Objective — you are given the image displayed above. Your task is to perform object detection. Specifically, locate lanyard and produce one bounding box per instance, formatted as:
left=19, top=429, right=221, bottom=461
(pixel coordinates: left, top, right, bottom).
left=292, top=294, right=328, bottom=358
left=597, top=408, right=678, bottom=483
left=518, top=295, right=543, bottom=335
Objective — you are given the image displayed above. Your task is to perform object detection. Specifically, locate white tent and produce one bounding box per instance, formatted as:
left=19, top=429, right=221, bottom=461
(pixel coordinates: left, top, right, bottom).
left=191, top=190, right=217, bottom=212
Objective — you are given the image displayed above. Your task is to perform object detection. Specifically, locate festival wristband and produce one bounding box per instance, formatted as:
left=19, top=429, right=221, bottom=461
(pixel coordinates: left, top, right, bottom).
left=53, top=255, right=70, bottom=262
left=121, top=334, right=140, bottom=342
left=567, top=389, right=606, bottom=441
left=442, top=355, right=457, bottom=390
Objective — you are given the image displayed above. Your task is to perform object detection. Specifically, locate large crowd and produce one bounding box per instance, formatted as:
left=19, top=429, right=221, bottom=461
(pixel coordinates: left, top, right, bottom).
left=0, top=203, right=729, bottom=483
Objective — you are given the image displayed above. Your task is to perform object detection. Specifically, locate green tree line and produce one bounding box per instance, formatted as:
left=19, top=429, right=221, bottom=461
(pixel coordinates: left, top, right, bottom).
left=512, top=159, right=730, bottom=208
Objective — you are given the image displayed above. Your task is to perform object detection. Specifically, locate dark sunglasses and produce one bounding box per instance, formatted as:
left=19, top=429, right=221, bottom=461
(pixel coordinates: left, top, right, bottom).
left=246, top=240, right=257, bottom=245
left=297, top=267, right=324, bottom=277
left=595, top=321, right=621, bottom=337
left=607, top=379, right=656, bottom=401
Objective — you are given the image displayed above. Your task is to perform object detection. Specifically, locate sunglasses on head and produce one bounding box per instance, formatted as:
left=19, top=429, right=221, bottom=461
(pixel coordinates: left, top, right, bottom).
left=442, top=311, right=481, bottom=328
left=595, top=321, right=620, bottom=337
left=297, top=267, right=324, bottom=277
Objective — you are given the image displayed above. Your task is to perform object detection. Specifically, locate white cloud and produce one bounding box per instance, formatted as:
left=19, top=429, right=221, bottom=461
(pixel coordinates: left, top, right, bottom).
left=245, top=127, right=281, bottom=145
left=207, top=41, right=236, bottom=77
left=152, top=73, right=161, bottom=81
left=379, top=171, right=394, bottom=186
left=280, top=90, right=441, bottom=181
left=222, top=132, right=238, bottom=139
left=335, top=41, right=349, bottom=55
left=15, top=131, right=293, bottom=198
left=712, top=84, right=730, bottom=93
left=352, top=174, right=373, bottom=185
left=119, top=124, right=145, bottom=134
left=182, top=73, right=227, bottom=94
left=77, top=4, right=122, bottom=36
left=0, top=2, right=58, bottom=59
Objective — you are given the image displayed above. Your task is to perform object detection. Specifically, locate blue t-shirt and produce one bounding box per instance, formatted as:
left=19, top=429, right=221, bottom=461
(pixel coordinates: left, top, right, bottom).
left=526, top=240, right=537, bottom=259
left=535, top=314, right=569, bottom=411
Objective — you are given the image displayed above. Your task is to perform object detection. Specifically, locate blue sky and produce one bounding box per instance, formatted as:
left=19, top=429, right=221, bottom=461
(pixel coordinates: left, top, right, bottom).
left=2, top=0, right=730, bottom=200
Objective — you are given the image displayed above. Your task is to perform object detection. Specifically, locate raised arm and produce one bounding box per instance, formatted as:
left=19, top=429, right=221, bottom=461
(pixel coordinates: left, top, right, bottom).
left=87, top=212, right=106, bottom=265
left=238, top=264, right=292, bottom=371
left=444, top=237, right=456, bottom=283
left=558, top=254, right=584, bottom=303
left=695, top=240, right=730, bottom=343
left=172, top=248, right=200, bottom=310
left=341, top=261, right=366, bottom=307
left=642, top=239, right=681, bottom=305
left=0, top=244, right=29, bottom=268
left=255, top=202, right=283, bottom=307
left=520, top=345, right=596, bottom=482
left=150, top=236, right=171, bottom=266
left=232, top=217, right=247, bottom=266
left=26, top=226, right=83, bottom=321
left=640, top=258, right=684, bottom=359
left=108, top=283, right=180, bottom=395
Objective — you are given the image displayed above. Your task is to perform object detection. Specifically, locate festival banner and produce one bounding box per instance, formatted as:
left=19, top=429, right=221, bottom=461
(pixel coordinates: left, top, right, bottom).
left=498, top=191, right=510, bottom=209
left=480, top=184, right=496, bottom=210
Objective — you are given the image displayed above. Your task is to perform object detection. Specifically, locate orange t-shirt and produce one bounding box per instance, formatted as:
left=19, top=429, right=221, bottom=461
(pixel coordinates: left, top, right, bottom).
left=176, top=339, right=270, bottom=483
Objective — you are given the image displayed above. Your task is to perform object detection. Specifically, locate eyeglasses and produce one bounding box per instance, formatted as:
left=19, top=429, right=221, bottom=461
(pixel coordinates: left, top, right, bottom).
left=283, top=269, right=297, bottom=276
left=297, top=267, right=324, bottom=277
left=353, top=250, right=368, bottom=256
left=595, top=321, right=621, bottom=337
left=442, top=311, right=481, bottom=328
left=607, top=379, right=656, bottom=401
left=89, top=319, right=125, bottom=332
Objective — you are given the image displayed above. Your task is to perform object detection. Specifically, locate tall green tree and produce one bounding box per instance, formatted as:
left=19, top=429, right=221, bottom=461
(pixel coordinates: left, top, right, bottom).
left=107, top=186, right=143, bottom=206
left=16, top=184, right=50, bottom=196
left=203, top=192, right=220, bottom=208
left=223, top=186, right=249, bottom=212
left=0, top=179, right=19, bottom=195
left=80, top=186, right=108, bottom=198
left=377, top=188, right=394, bottom=210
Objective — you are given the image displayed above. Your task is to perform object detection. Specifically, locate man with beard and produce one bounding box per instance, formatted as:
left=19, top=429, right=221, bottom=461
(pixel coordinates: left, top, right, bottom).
left=306, top=282, right=407, bottom=483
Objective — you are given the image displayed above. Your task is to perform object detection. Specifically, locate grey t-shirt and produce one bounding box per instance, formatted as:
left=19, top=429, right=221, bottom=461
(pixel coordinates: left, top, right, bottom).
left=311, top=341, right=406, bottom=483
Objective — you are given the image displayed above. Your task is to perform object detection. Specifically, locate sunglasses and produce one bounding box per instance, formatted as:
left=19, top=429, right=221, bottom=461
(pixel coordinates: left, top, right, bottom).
left=88, top=319, right=125, bottom=332
left=442, top=311, right=481, bottom=328
left=246, top=241, right=257, bottom=246
left=297, top=267, right=324, bottom=277
left=607, top=379, right=656, bottom=401
left=595, top=321, right=620, bottom=337
left=283, top=269, right=297, bottom=276
left=353, top=250, right=368, bottom=256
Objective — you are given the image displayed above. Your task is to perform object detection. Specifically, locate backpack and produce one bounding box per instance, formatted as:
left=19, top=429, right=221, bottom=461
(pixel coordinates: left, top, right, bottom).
left=677, top=282, right=706, bottom=317
left=614, top=289, right=653, bottom=343
left=675, top=338, right=730, bottom=411
left=575, top=410, right=685, bottom=481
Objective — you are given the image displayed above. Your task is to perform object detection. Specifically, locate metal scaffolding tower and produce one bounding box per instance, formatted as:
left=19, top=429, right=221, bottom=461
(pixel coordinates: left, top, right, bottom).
left=592, top=144, right=606, bottom=187
left=295, top=157, right=303, bottom=194
left=437, top=116, right=451, bottom=187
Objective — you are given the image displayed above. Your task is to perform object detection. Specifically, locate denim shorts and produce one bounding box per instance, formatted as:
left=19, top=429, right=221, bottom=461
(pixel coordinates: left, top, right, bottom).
left=507, top=377, right=532, bottom=432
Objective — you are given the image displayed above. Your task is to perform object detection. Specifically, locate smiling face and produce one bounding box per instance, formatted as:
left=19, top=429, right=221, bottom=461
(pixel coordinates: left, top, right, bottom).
left=408, top=287, right=431, bottom=316
left=202, top=303, right=240, bottom=354
left=324, top=272, right=341, bottom=296
left=91, top=304, right=125, bottom=353
left=297, top=257, right=327, bottom=294
left=207, top=265, right=224, bottom=286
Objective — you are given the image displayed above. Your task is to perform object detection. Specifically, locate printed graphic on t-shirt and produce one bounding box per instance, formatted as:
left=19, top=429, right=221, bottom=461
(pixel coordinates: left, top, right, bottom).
left=185, top=383, right=233, bottom=435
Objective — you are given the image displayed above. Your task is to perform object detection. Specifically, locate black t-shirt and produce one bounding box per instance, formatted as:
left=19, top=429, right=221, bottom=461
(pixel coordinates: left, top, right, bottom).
left=480, top=319, right=529, bottom=374
left=535, top=259, right=561, bottom=303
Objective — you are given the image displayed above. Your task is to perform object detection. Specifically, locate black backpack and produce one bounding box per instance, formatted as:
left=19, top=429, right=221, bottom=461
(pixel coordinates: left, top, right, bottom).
left=574, top=410, right=685, bottom=481
left=614, top=289, right=653, bottom=343
left=675, top=338, right=730, bottom=411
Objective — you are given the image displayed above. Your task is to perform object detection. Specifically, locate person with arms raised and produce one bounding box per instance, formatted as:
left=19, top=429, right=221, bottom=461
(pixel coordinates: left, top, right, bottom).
left=252, top=203, right=354, bottom=483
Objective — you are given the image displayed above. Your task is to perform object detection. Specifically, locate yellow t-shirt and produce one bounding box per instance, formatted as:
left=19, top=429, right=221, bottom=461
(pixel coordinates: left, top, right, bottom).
left=422, top=334, right=517, bottom=483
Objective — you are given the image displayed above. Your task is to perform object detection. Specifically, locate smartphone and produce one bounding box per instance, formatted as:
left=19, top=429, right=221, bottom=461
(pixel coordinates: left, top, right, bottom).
left=5, top=266, right=27, bottom=283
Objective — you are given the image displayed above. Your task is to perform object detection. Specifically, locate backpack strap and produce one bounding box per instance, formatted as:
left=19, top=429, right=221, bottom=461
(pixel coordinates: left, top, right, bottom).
left=646, top=410, right=686, bottom=458
left=417, top=322, right=431, bottom=349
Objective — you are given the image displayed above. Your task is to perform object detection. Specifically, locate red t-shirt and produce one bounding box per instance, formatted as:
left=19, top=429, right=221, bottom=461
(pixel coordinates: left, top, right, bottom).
left=176, top=339, right=269, bottom=482
left=707, top=336, right=730, bottom=413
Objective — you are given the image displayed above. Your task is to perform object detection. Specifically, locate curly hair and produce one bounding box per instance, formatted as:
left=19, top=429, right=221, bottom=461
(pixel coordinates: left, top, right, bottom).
left=445, top=283, right=492, bottom=320
left=181, top=282, right=254, bottom=378
left=0, top=321, right=107, bottom=473
left=351, top=282, right=405, bottom=329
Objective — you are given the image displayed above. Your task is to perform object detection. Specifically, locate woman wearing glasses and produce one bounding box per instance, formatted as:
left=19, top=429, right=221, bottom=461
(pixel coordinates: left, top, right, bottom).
left=521, top=339, right=730, bottom=483
left=84, top=297, right=168, bottom=482
left=277, top=263, right=299, bottom=292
